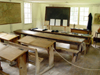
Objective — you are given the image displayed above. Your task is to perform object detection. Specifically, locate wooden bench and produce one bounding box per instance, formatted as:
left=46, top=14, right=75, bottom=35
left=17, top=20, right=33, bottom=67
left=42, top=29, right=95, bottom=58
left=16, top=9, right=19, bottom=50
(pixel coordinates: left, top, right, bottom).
left=56, top=42, right=86, bottom=62
left=56, top=47, right=81, bottom=62
left=70, top=44, right=86, bottom=54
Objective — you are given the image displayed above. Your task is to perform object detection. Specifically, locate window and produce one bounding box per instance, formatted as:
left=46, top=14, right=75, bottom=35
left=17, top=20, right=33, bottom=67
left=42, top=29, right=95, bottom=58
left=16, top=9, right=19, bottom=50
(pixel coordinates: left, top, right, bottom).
left=79, top=7, right=89, bottom=25
left=70, top=7, right=89, bottom=26
left=70, top=7, right=78, bottom=25
left=24, top=3, right=32, bottom=24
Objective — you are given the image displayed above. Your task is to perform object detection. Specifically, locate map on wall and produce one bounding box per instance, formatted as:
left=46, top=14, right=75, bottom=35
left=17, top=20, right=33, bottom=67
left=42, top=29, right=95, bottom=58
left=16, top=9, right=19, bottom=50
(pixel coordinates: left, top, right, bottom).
left=0, top=2, right=21, bottom=25
left=94, top=13, right=100, bottom=24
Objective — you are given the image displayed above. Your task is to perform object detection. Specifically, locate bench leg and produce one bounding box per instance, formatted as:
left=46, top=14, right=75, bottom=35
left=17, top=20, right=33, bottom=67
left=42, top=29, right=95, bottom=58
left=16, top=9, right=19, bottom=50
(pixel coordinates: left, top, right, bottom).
left=72, top=52, right=81, bottom=63
left=72, top=53, right=78, bottom=63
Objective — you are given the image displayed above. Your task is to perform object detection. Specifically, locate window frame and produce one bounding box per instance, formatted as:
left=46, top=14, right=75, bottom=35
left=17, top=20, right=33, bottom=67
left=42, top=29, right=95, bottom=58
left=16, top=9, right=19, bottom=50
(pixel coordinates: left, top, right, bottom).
left=70, top=7, right=89, bottom=27
left=79, top=7, right=89, bottom=26
left=24, top=2, right=32, bottom=24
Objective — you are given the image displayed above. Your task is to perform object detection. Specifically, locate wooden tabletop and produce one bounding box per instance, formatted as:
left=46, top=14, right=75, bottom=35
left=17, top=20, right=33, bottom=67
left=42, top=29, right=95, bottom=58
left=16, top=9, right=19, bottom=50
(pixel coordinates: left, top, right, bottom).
left=0, top=43, right=27, bottom=61
left=14, top=29, right=85, bottom=45
left=31, top=28, right=92, bottom=38
left=0, top=33, right=18, bottom=41
left=18, top=36, right=55, bottom=49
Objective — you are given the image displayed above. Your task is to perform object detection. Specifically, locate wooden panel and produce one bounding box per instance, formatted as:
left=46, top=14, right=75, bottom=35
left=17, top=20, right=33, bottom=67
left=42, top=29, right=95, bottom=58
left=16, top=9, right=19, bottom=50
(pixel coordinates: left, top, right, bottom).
left=0, top=33, right=18, bottom=41
left=18, top=36, right=36, bottom=44
left=0, top=34, right=18, bottom=41
left=0, top=46, right=26, bottom=61
left=18, top=36, right=55, bottom=49
left=30, top=38, right=55, bottom=49
left=0, top=33, right=7, bottom=37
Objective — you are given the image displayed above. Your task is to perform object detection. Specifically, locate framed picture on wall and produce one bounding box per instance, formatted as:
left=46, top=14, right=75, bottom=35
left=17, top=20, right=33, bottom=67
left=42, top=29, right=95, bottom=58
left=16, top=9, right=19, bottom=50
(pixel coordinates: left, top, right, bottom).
left=50, top=19, right=55, bottom=26
left=94, top=13, right=100, bottom=24
left=55, top=19, right=61, bottom=26
left=63, top=19, right=67, bottom=26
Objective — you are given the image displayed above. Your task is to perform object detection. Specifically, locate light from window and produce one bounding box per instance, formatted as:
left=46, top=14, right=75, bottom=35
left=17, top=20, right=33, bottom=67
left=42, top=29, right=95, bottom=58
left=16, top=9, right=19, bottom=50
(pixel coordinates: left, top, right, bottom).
left=24, top=3, right=32, bottom=24
left=79, top=7, right=89, bottom=25
left=70, top=7, right=78, bottom=25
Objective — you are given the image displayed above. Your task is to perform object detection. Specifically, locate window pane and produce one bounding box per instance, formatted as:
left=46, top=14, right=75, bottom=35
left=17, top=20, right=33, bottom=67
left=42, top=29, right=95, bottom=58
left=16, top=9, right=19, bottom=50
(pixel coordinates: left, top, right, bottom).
left=84, top=16, right=88, bottom=20
left=84, top=12, right=88, bottom=16
left=80, top=17, right=83, bottom=21
left=70, top=7, right=78, bottom=25
left=75, top=8, right=78, bottom=11
left=84, top=21, right=88, bottom=25
left=79, top=7, right=89, bottom=25
left=85, top=8, right=89, bottom=11
left=25, top=19, right=28, bottom=23
left=71, top=7, right=75, bottom=11
left=80, top=7, right=84, bottom=11
left=24, top=2, right=32, bottom=24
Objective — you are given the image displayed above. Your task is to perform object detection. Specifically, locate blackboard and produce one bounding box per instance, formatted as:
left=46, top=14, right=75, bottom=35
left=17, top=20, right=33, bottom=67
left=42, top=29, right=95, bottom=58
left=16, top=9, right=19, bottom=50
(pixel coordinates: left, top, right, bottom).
left=45, top=7, right=70, bottom=26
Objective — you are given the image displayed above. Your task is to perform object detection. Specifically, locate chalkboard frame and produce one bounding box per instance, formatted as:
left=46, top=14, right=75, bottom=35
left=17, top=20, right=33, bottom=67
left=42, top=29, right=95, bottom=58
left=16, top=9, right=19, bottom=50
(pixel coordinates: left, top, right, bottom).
left=45, top=7, right=70, bottom=26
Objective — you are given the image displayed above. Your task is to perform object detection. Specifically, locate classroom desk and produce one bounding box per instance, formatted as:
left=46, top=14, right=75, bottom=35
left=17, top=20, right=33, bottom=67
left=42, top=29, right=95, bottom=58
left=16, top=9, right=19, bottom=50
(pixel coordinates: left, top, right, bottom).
left=71, top=28, right=91, bottom=34
left=18, top=36, right=55, bottom=75
left=0, top=42, right=28, bottom=75
left=14, top=29, right=85, bottom=50
left=0, top=33, right=19, bottom=43
left=30, top=28, right=92, bottom=45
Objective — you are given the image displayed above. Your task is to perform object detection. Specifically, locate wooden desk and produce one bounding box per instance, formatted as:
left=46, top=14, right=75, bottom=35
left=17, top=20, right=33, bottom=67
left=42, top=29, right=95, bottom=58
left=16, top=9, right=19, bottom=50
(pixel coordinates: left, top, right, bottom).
left=0, top=42, right=28, bottom=75
left=71, top=28, right=91, bottom=34
left=18, top=36, right=55, bottom=75
left=0, top=33, right=19, bottom=43
left=31, top=28, right=92, bottom=45
left=14, top=29, right=85, bottom=47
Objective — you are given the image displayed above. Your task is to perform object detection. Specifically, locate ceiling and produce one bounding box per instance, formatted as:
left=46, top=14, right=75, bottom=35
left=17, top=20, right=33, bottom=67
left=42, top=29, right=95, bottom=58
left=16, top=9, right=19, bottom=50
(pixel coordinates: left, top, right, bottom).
left=23, top=0, right=100, bottom=4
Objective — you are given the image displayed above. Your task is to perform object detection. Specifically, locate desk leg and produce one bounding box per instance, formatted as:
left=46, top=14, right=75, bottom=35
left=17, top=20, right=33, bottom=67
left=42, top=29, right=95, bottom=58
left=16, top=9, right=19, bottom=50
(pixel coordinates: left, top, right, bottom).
left=39, top=45, right=54, bottom=75
left=17, top=53, right=27, bottom=75
left=54, top=42, right=56, bottom=50
left=35, top=50, right=40, bottom=75
left=49, top=45, right=54, bottom=66
left=0, top=61, right=2, bottom=70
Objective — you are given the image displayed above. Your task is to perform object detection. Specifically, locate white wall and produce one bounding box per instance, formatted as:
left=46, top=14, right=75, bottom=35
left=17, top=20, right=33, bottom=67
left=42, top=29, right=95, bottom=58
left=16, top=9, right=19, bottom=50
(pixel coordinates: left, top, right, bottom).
left=0, top=0, right=33, bottom=33
left=40, top=3, right=100, bottom=36
left=32, top=3, right=49, bottom=29
left=0, top=0, right=100, bottom=37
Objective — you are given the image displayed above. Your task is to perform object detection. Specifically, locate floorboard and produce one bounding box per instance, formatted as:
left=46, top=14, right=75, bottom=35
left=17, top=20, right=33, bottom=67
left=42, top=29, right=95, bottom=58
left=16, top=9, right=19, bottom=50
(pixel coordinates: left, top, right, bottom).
left=1, top=44, right=100, bottom=75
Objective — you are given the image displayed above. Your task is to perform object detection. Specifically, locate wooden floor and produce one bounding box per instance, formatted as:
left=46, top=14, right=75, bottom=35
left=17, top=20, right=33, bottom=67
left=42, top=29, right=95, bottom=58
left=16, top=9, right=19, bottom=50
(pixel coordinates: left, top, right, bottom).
left=1, top=43, right=100, bottom=75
